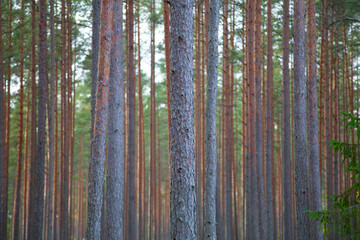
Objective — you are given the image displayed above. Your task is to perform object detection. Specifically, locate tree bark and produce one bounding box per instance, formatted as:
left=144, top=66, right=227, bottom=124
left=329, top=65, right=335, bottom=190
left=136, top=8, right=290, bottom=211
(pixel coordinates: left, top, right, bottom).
left=86, top=0, right=112, bottom=238
left=255, top=0, right=265, bottom=238
left=106, top=0, right=124, bottom=238
left=282, top=0, right=293, bottom=238
left=126, top=0, right=136, bottom=238
left=204, top=0, right=220, bottom=238
left=170, top=0, right=196, bottom=238
left=306, top=0, right=323, bottom=239
left=11, top=0, right=25, bottom=238
left=265, top=1, right=275, bottom=238
left=294, top=0, right=310, bottom=238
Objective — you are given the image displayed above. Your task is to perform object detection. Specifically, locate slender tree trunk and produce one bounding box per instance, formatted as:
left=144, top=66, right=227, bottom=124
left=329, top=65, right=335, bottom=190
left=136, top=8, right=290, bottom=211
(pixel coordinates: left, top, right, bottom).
left=162, top=1, right=171, bottom=238
left=1, top=1, right=11, bottom=238
left=282, top=0, right=293, bottom=238
left=46, top=0, right=56, bottom=238
left=11, top=0, right=25, bottom=238
left=0, top=2, right=4, bottom=237
left=90, top=0, right=101, bottom=168
left=28, top=0, right=37, bottom=238
left=126, top=0, right=136, bottom=238
left=170, top=0, right=196, bottom=238
left=265, top=1, right=275, bottom=238
left=149, top=0, right=156, bottom=238
left=106, top=0, right=124, bottom=238
left=86, top=0, right=113, bottom=238
left=294, top=0, right=310, bottom=238
left=137, top=1, right=146, bottom=238
left=307, top=0, right=323, bottom=239
left=204, top=0, right=220, bottom=238
left=255, top=0, right=265, bottom=238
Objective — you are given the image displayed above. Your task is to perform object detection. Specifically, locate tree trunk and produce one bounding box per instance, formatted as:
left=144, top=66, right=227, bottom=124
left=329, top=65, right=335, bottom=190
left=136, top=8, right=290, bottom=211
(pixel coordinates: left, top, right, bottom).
left=265, top=1, right=275, bottom=238
left=46, top=0, right=56, bottom=238
left=282, top=0, right=293, bottom=238
left=11, top=0, right=25, bottom=238
left=255, top=0, right=265, bottom=238
left=0, top=1, right=4, bottom=237
left=306, top=0, right=323, bottom=239
left=149, top=0, right=156, bottom=238
left=86, top=0, right=112, bottom=238
left=204, top=0, right=220, bottom=238
left=126, top=0, right=136, bottom=238
left=106, top=0, right=124, bottom=238
left=28, top=0, right=37, bottom=238
left=162, top=1, right=171, bottom=238
left=170, top=0, right=196, bottom=238
left=294, top=0, right=310, bottom=238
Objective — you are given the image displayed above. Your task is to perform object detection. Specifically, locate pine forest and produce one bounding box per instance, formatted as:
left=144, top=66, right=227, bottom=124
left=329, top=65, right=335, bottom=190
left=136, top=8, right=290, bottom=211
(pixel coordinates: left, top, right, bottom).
left=0, top=0, right=359, bottom=239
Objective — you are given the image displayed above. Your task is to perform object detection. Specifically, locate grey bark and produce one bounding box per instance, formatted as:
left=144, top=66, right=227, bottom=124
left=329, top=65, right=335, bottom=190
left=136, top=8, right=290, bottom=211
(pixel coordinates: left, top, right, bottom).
left=47, top=0, right=55, bottom=238
left=29, top=0, right=47, bottom=238
left=90, top=0, right=101, bottom=162
left=170, top=0, right=196, bottom=239
left=265, top=0, right=274, bottom=239
left=106, top=0, right=124, bottom=239
left=306, top=0, right=323, bottom=239
left=282, top=0, right=293, bottom=238
left=255, top=0, right=266, bottom=238
left=294, top=0, right=310, bottom=238
left=86, top=0, right=113, bottom=238
left=204, top=0, right=220, bottom=238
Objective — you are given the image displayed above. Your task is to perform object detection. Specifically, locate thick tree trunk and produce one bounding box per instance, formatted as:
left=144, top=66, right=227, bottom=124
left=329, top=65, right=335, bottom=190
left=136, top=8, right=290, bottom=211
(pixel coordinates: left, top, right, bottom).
left=86, top=0, right=112, bottom=238
left=294, top=0, right=310, bottom=238
left=282, top=0, right=293, bottom=238
left=204, top=0, right=220, bottom=239
left=306, top=0, right=323, bottom=239
left=170, top=0, right=196, bottom=238
left=106, top=0, right=124, bottom=238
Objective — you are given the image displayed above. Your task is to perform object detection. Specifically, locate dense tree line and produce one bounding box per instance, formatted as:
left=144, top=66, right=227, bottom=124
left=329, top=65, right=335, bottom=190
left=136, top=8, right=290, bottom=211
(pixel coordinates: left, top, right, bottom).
left=0, top=0, right=359, bottom=239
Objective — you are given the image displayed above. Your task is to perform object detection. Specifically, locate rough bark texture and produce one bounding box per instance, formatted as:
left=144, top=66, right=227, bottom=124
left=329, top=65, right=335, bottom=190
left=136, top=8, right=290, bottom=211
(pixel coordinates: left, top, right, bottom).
left=86, top=0, right=112, bottom=238
left=90, top=0, right=101, bottom=165
left=294, top=0, right=310, bottom=238
left=126, top=0, right=136, bottom=238
left=170, top=0, right=196, bottom=238
left=255, top=0, right=265, bottom=238
left=307, top=0, right=323, bottom=239
left=204, top=0, right=220, bottom=238
left=162, top=0, right=171, bottom=238
left=46, top=0, right=55, bottom=238
left=106, top=0, right=124, bottom=238
left=265, top=0, right=274, bottom=238
left=30, top=0, right=48, bottom=238
left=247, top=0, right=260, bottom=238
left=282, top=0, right=293, bottom=238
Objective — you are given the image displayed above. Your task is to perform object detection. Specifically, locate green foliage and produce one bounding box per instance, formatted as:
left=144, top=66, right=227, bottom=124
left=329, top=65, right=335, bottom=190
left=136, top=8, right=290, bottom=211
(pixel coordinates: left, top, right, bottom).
left=308, top=112, right=360, bottom=239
